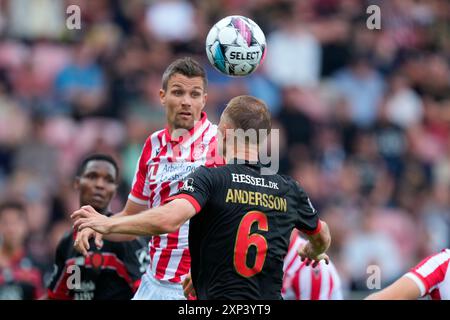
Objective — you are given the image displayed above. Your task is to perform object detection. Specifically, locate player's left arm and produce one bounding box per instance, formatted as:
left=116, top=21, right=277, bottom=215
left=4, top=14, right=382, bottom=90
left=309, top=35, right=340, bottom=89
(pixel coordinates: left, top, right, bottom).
left=72, top=198, right=196, bottom=236
left=365, top=276, right=421, bottom=300
left=290, top=179, right=331, bottom=267
left=298, top=221, right=331, bottom=267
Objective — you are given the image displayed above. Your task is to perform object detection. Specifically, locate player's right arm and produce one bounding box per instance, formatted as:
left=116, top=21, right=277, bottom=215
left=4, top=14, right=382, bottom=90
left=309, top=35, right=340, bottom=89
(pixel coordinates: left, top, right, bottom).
left=365, top=276, right=421, bottom=300
left=104, top=199, right=148, bottom=241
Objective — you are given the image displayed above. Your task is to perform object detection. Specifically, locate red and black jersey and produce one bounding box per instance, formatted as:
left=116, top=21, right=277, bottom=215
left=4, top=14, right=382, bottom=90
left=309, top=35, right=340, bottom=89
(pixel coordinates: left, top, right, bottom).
left=0, top=251, right=44, bottom=300
left=47, top=230, right=149, bottom=300
left=165, top=161, right=321, bottom=300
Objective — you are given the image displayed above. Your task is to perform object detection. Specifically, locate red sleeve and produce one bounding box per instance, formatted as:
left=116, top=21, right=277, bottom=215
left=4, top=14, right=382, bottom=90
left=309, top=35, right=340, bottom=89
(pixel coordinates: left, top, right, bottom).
left=129, top=135, right=154, bottom=204
left=163, top=194, right=202, bottom=214
left=300, top=219, right=322, bottom=235
left=407, top=249, right=450, bottom=296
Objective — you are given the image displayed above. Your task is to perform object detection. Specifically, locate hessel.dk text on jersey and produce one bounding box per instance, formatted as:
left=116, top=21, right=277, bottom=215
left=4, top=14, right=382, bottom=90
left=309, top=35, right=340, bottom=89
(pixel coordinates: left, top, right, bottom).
left=231, top=173, right=279, bottom=189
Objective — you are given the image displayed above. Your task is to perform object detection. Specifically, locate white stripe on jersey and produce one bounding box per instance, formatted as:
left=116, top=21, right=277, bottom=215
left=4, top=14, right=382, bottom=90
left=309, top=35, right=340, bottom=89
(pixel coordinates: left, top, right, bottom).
left=415, top=250, right=450, bottom=278
left=289, top=258, right=303, bottom=278
left=151, top=234, right=168, bottom=276
left=161, top=221, right=190, bottom=282
left=319, top=266, right=331, bottom=300
left=440, top=266, right=450, bottom=299
left=130, top=145, right=145, bottom=192
left=282, top=232, right=343, bottom=300
left=299, top=263, right=312, bottom=300
left=146, top=130, right=165, bottom=201
left=149, top=130, right=163, bottom=159
left=283, top=240, right=300, bottom=274
left=404, top=273, right=427, bottom=297
left=128, top=194, right=148, bottom=206
left=328, top=261, right=343, bottom=300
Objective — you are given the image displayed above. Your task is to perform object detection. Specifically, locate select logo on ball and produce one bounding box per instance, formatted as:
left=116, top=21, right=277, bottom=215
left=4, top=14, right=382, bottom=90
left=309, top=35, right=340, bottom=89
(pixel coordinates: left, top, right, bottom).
left=226, top=48, right=261, bottom=64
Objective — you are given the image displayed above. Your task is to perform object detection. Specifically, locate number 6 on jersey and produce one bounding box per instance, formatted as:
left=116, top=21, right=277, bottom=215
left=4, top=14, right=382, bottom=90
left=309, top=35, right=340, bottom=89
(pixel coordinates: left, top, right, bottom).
left=233, top=211, right=268, bottom=277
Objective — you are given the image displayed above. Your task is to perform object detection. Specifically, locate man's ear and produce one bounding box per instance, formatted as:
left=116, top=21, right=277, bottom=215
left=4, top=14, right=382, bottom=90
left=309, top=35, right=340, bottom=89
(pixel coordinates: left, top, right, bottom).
left=74, top=177, right=80, bottom=191
left=160, top=89, right=166, bottom=107
left=201, top=93, right=207, bottom=111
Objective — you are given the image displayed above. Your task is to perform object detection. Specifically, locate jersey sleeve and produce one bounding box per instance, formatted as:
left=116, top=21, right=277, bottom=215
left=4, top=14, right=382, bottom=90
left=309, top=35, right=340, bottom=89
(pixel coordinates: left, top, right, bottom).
left=47, top=236, right=71, bottom=300
left=129, top=136, right=153, bottom=205
left=163, top=166, right=214, bottom=214
left=404, top=249, right=450, bottom=297
left=290, top=180, right=321, bottom=235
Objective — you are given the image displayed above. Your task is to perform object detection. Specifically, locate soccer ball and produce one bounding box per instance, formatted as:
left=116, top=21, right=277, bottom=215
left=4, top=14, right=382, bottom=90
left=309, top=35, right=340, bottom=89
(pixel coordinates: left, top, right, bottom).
left=205, top=15, right=266, bottom=76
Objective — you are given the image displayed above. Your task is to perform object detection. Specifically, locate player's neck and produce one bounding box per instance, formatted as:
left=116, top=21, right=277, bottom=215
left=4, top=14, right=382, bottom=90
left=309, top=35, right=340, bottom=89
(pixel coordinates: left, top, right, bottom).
left=167, top=117, right=201, bottom=140
left=226, top=144, right=259, bottom=164
left=167, top=125, right=186, bottom=138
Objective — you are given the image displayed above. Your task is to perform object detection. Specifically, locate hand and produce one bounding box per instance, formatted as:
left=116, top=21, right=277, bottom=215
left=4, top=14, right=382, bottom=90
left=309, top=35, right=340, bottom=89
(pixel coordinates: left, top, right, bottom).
left=182, top=273, right=196, bottom=299
left=71, top=205, right=104, bottom=223
left=297, top=241, right=330, bottom=268
left=73, top=228, right=104, bottom=257
left=71, top=205, right=112, bottom=235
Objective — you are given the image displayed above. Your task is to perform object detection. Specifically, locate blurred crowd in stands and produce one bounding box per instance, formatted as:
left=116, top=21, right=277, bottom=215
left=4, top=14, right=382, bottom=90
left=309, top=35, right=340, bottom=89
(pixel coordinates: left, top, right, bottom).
left=0, top=0, right=449, bottom=297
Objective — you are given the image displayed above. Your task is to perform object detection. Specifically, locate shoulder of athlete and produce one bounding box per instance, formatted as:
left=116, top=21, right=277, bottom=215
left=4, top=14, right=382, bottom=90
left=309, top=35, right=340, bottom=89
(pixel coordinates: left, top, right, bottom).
left=57, top=230, right=77, bottom=252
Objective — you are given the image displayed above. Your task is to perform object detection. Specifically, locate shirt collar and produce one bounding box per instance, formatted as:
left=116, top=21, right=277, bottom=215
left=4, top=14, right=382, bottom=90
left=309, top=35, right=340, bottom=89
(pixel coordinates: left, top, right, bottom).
left=164, top=111, right=209, bottom=144
left=228, top=158, right=263, bottom=167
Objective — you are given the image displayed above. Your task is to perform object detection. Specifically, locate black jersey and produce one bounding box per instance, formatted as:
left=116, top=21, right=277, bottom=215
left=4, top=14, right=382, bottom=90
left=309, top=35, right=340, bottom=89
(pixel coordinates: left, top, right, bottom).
left=47, top=228, right=150, bottom=300
left=0, top=253, right=43, bottom=300
left=166, top=161, right=321, bottom=300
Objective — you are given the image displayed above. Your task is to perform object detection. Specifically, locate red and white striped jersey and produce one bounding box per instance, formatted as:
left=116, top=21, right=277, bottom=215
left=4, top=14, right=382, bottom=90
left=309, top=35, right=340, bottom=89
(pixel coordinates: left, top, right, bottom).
left=128, top=112, right=221, bottom=283
left=282, top=231, right=343, bottom=300
left=405, top=248, right=450, bottom=300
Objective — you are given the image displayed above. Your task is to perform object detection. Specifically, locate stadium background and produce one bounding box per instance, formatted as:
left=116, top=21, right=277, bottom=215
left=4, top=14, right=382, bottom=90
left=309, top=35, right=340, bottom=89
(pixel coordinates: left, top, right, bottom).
left=0, top=0, right=449, bottom=299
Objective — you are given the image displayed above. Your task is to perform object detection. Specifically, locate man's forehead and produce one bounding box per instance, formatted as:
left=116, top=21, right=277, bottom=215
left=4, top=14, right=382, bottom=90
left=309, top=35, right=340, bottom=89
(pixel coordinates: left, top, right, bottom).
left=84, top=160, right=116, bottom=175
left=167, top=74, right=204, bottom=90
